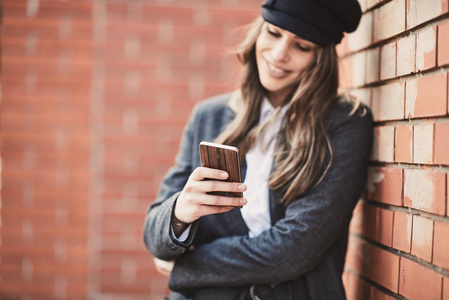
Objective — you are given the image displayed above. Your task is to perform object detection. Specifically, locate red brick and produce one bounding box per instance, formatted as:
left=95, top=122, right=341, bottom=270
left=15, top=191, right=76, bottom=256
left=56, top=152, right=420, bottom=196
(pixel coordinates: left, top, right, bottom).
left=360, top=202, right=378, bottom=241
left=397, top=33, right=416, bottom=76
left=345, top=237, right=366, bottom=274
left=3, top=1, right=93, bottom=20
left=413, top=122, right=434, bottom=164
left=393, top=211, right=412, bottom=253
left=380, top=42, right=396, bottom=80
left=366, top=47, right=380, bottom=84
left=339, top=55, right=352, bottom=90
left=2, top=57, right=92, bottom=79
left=404, top=169, right=446, bottom=215
left=435, top=122, right=449, bottom=165
left=399, top=258, right=443, bottom=300
left=444, top=276, right=449, bottom=300
left=346, top=237, right=400, bottom=292
left=368, top=167, right=403, bottom=206
left=378, top=208, right=394, bottom=247
left=395, top=125, right=413, bottom=163
left=411, top=216, right=434, bottom=262
left=372, top=287, right=390, bottom=300
left=348, top=51, right=367, bottom=88
left=416, top=26, right=437, bottom=71
left=434, top=221, right=449, bottom=269
left=374, top=0, right=406, bottom=41
left=405, top=73, right=448, bottom=118
left=372, top=126, right=395, bottom=162
left=2, top=18, right=94, bottom=42
left=407, top=0, right=449, bottom=29
left=368, top=246, right=400, bottom=292
left=372, top=82, right=405, bottom=121
left=438, top=20, right=449, bottom=66
left=344, top=271, right=372, bottom=300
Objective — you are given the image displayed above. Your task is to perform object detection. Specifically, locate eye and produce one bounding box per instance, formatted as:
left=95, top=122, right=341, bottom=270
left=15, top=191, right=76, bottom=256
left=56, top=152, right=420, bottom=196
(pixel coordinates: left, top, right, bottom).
left=295, top=43, right=312, bottom=52
left=267, top=28, right=281, bottom=38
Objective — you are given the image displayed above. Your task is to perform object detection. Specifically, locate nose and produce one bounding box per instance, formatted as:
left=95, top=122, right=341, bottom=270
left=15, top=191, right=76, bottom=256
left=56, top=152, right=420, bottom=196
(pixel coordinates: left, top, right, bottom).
left=271, top=39, right=290, bottom=62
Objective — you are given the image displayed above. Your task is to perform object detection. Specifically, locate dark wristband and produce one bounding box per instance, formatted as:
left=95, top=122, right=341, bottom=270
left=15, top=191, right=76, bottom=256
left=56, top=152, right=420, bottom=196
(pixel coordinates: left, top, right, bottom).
left=171, top=214, right=190, bottom=238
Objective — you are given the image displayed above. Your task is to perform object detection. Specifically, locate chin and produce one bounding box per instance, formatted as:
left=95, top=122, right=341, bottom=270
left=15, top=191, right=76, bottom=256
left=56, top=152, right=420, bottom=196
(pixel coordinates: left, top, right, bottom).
left=259, top=77, right=287, bottom=93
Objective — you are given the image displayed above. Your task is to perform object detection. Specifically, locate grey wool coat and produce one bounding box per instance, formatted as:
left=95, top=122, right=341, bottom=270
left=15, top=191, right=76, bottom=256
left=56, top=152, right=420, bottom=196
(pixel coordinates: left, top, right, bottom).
left=143, top=93, right=373, bottom=300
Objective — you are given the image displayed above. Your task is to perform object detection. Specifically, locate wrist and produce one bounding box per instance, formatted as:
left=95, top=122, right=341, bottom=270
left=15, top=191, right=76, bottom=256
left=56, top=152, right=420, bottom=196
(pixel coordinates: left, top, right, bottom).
left=171, top=213, right=190, bottom=238
left=171, top=213, right=190, bottom=228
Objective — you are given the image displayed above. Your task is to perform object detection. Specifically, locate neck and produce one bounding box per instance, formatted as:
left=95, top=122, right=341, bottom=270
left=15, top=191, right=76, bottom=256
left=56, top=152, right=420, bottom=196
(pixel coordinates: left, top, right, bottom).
left=266, top=91, right=287, bottom=108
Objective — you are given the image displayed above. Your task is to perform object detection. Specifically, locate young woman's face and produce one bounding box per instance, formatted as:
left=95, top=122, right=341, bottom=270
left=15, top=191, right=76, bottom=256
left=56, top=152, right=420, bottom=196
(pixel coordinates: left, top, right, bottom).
left=256, top=22, right=317, bottom=106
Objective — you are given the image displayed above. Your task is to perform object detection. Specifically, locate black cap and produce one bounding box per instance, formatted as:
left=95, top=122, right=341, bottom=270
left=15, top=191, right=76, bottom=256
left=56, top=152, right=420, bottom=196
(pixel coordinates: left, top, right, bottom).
left=262, top=0, right=362, bottom=46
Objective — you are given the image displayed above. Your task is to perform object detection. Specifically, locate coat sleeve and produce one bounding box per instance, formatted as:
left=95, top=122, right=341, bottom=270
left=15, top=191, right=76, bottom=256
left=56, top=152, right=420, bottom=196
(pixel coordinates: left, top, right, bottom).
left=168, top=108, right=374, bottom=291
left=142, top=103, right=203, bottom=261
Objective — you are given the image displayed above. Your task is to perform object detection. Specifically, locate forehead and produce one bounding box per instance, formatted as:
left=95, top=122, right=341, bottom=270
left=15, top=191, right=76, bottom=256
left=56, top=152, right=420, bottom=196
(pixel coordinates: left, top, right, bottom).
left=265, top=22, right=317, bottom=47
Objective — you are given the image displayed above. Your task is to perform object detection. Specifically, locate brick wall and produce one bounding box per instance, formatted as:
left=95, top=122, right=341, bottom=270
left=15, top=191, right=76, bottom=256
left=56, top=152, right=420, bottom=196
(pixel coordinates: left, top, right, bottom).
left=0, top=0, right=93, bottom=299
left=339, top=0, right=449, bottom=299
left=0, top=0, right=259, bottom=299
left=1, top=0, right=448, bottom=300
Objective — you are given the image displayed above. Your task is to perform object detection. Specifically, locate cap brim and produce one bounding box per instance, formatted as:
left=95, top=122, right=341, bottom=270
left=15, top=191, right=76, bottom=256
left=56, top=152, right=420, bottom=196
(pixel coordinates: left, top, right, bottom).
left=262, top=8, right=338, bottom=46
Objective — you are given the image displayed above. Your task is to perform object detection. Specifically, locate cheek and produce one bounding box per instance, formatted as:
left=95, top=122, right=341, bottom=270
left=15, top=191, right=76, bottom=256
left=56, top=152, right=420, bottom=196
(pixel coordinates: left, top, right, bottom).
left=255, top=36, right=265, bottom=58
left=292, top=53, right=316, bottom=74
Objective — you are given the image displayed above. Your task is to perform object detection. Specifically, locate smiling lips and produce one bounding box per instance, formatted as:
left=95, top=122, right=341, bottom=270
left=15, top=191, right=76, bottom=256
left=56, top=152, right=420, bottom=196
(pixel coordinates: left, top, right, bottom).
left=264, top=57, right=292, bottom=78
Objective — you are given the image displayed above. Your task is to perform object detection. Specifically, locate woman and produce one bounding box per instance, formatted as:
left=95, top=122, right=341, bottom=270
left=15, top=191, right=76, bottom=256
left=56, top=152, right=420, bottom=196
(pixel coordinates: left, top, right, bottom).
left=144, top=0, right=373, bottom=299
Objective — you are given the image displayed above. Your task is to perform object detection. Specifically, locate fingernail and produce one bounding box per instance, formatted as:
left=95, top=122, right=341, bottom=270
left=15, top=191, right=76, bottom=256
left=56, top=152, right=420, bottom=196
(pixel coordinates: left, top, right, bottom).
left=238, top=184, right=246, bottom=191
left=240, top=199, right=247, bottom=205
left=220, top=172, right=228, bottom=178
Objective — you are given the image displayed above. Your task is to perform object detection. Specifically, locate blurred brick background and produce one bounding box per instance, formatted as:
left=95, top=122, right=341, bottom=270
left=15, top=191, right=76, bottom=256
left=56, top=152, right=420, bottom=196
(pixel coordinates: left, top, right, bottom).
left=0, top=0, right=448, bottom=300
left=0, top=0, right=259, bottom=299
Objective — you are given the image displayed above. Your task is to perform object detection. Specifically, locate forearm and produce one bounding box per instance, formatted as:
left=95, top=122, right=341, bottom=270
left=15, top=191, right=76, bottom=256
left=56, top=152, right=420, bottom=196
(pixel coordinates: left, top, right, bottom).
left=143, top=193, right=195, bottom=261
left=169, top=196, right=352, bottom=290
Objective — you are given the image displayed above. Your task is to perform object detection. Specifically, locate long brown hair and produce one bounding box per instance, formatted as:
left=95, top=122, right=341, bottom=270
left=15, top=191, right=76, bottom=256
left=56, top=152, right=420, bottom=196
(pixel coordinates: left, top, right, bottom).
left=216, top=17, right=353, bottom=205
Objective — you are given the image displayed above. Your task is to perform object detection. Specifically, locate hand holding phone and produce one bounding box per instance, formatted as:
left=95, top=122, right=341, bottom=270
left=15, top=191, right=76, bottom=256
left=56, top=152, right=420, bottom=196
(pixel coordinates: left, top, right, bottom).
left=173, top=142, right=246, bottom=224
left=199, top=141, right=243, bottom=198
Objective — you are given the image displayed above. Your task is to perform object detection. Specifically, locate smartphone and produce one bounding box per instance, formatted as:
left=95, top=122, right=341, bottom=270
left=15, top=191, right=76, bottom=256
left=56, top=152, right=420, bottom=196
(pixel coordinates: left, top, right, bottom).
left=199, top=141, right=243, bottom=199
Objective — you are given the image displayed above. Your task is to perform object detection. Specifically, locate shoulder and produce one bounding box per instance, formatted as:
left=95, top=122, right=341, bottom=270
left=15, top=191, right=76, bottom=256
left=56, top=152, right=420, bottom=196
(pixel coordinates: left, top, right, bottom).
left=193, top=93, right=234, bottom=116
left=326, top=94, right=373, bottom=133
left=185, top=92, right=236, bottom=139
left=188, top=92, right=236, bottom=129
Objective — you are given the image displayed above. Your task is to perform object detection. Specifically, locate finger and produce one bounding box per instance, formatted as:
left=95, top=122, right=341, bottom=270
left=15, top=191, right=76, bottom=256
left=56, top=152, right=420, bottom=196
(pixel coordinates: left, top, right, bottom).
left=190, top=167, right=228, bottom=181
left=199, top=180, right=247, bottom=194
left=154, top=259, right=174, bottom=277
left=189, top=190, right=247, bottom=207
left=197, top=204, right=235, bottom=216
left=156, top=265, right=171, bottom=277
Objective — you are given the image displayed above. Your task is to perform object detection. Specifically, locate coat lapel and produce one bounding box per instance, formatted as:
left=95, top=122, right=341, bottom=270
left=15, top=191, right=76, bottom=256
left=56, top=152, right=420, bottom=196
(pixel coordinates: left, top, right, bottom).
left=269, top=188, right=286, bottom=225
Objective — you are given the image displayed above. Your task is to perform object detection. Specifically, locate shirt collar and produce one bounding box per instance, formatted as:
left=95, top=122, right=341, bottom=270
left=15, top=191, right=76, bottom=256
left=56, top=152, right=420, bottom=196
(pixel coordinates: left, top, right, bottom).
left=260, top=97, right=290, bottom=124
left=260, top=97, right=274, bottom=123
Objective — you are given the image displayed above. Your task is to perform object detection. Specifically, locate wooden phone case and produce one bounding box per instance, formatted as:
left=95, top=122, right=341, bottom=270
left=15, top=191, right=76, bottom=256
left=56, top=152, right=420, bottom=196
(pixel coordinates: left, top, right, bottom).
left=199, top=141, right=243, bottom=198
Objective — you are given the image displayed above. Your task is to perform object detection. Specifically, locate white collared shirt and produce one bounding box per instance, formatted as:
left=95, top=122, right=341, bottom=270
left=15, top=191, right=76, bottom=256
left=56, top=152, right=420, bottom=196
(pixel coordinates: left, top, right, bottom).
left=241, top=98, right=288, bottom=237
